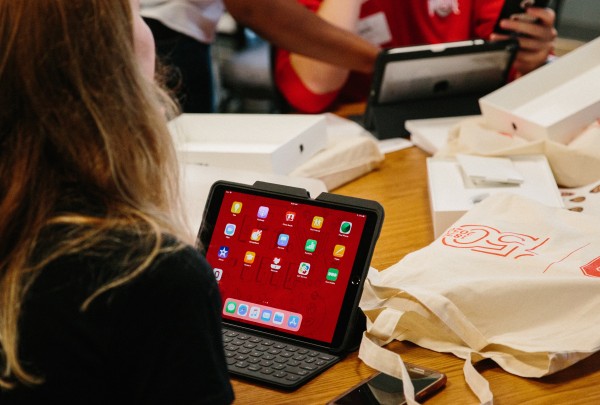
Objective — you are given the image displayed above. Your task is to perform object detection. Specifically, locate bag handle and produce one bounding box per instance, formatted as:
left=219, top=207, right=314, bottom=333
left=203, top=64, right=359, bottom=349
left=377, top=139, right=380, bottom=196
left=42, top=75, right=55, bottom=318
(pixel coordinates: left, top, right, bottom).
left=358, top=331, right=419, bottom=405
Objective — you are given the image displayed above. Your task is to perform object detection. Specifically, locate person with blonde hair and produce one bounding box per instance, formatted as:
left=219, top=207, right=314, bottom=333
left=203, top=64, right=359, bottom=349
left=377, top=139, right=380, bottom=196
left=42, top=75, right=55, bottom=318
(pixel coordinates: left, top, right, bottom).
left=0, top=0, right=233, bottom=403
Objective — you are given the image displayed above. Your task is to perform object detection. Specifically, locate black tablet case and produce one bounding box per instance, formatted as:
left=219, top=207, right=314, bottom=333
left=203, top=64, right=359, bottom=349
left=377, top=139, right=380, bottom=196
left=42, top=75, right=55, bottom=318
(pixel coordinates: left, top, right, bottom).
left=197, top=180, right=384, bottom=389
left=364, top=39, right=518, bottom=139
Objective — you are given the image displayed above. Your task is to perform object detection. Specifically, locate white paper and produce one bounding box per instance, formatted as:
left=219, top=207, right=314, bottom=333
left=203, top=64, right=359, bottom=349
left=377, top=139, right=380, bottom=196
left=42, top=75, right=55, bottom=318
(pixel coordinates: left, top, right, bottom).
left=457, top=154, right=524, bottom=185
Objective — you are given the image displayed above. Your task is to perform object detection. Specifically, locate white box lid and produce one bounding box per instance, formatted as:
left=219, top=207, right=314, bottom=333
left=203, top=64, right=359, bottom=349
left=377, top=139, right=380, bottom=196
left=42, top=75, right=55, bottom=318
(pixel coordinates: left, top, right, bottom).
left=169, top=113, right=327, bottom=174
left=480, top=36, right=600, bottom=144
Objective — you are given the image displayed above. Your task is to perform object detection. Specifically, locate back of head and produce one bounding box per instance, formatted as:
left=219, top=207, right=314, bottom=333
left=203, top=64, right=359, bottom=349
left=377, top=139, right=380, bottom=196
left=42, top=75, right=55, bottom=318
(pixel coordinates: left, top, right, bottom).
left=0, top=0, right=185, bottom=388
left=0, top=0, right=184, bottom=244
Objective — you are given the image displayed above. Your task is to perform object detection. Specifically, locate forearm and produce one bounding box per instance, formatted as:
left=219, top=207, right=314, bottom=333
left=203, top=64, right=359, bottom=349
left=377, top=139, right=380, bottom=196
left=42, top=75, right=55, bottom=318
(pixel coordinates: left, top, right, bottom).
left=290, top=0, right=363, bottom=93
left=224, top=0, right=379, bottom=74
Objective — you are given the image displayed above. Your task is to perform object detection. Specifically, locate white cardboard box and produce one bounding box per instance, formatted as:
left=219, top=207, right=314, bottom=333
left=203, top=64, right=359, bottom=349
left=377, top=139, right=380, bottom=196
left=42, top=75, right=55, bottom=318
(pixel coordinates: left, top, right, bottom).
left=427, top=155, right=564, bottom=238
left=479, top=36, right=600, bottom=145
left=169, top=113, right=327, bottom=174
left=180, top=164, right=327, bottom=236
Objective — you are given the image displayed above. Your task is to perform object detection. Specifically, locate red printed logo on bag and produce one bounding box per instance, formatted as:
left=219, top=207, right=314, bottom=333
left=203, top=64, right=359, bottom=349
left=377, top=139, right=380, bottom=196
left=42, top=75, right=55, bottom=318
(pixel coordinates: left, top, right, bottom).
left=580, top=257, right=600, bottom=278
left=442, top=225, right=549, bottom=259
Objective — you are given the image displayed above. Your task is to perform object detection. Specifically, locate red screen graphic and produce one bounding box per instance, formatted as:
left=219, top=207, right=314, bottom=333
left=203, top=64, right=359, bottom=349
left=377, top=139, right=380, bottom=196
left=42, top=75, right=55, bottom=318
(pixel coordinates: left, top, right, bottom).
left=205, top=190, right=367, bottom=344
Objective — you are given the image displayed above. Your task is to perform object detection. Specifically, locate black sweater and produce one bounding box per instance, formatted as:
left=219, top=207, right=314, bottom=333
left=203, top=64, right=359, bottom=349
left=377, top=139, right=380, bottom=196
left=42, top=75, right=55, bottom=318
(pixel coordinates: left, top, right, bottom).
left=1, top=242, right=234, bottom=404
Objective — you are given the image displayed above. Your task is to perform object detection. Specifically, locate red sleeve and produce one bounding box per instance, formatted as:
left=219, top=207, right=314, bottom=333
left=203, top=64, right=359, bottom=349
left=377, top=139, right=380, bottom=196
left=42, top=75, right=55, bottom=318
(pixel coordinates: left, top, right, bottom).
left=274, top=48, right=340, bottom=113
left=472, top=0, right=505, bottom=39
left=272, top=0, right=341, bottom=113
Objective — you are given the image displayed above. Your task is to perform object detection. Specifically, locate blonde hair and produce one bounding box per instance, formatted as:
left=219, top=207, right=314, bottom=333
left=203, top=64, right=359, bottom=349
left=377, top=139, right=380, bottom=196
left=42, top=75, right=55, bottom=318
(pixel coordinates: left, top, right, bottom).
left=0, top=0, right=188, bottom=387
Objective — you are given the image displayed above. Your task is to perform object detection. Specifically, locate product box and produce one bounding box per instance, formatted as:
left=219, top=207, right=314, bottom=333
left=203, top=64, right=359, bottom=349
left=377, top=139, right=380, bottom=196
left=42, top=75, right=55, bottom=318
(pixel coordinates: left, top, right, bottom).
left=427, top=154, right=564, bottom=238
left=169, top=113, right=327, bottom=175
left=479, top=36, right=600, bottom=145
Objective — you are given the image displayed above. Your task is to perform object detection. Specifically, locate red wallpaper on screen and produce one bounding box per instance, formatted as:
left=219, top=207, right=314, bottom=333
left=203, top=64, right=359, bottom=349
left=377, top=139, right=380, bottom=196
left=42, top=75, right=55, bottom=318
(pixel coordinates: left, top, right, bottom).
left=205, top=190, right=366, bottom=344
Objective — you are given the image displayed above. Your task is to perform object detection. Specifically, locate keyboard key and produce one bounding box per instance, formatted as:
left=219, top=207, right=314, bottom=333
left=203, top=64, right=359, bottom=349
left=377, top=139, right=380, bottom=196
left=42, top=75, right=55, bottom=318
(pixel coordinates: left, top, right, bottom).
left=300, top=364, right=317, bottom=371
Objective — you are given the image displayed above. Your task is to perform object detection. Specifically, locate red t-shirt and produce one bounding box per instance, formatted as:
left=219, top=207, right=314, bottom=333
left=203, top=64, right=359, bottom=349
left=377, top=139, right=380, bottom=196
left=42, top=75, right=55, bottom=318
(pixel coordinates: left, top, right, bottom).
left=275, top=0, right=505, bottom=113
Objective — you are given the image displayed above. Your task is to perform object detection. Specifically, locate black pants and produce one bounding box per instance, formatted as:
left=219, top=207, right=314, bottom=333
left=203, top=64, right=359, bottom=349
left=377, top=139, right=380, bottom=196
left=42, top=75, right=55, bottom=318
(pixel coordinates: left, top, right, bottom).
left=144, top=18, right=215, bottom=113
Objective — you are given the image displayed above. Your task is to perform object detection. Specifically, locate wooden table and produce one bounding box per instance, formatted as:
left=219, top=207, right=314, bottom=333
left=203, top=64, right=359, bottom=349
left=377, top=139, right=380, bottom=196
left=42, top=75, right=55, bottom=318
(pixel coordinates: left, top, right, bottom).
left=231, top=146, right=600, bottom=404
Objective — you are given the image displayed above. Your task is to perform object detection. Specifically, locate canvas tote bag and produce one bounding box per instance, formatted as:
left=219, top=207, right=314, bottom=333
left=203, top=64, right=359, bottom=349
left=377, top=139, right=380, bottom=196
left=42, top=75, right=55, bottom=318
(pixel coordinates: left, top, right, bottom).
left=358, top=193, right=600, bottom=404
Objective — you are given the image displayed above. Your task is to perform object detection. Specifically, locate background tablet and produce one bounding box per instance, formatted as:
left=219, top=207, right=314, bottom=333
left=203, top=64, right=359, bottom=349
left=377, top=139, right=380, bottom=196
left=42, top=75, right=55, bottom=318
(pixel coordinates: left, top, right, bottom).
left=364, top=39, right=518, bottom=139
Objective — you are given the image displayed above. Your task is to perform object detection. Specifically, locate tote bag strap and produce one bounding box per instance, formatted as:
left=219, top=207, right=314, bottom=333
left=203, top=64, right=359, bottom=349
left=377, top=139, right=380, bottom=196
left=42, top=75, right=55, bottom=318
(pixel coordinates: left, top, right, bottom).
left=359, top=331, right=419, bottom=405
left=359, top=310, right=495, bottom=405
left=464, top=352, right=494, bottom=404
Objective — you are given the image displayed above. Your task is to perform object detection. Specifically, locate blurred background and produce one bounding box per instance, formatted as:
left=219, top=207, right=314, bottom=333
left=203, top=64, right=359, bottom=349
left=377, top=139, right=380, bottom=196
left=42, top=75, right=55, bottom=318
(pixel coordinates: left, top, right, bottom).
left=212, top=0, right=600, bottom=114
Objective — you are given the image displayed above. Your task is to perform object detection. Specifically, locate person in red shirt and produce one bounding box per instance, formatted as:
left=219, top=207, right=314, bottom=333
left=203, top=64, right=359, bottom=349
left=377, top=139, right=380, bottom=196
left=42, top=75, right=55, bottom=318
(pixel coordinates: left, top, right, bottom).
left=275, top=0, right=557, bottom=113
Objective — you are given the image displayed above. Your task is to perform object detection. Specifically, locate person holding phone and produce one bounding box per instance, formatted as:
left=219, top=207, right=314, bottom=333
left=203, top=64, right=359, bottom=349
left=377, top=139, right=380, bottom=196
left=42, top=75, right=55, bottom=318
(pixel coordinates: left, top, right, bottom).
left=274, top=0, right=557, bottom=113
left=0, top=1, right=233, bottom=403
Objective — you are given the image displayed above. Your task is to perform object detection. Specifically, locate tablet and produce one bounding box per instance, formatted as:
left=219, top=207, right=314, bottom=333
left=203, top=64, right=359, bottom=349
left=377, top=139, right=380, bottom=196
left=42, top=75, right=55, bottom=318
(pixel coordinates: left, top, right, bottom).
left=364, top=39, right=518, bottom=139
left=196, top=181, right=384, bottom=388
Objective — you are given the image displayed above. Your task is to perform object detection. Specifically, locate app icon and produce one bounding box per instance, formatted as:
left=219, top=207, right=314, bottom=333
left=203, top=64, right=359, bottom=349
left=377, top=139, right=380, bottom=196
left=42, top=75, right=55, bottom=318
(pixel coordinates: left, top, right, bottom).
left=237, top=304, right=249, bottom=316
left=270, top=257, right=282, bottom=271
left=213, top=268, right=223, bottom=281
left=340, top=221, right=352, bottom=234
left=244, top=251, right=256, bottom=264
left=231, top=202, right=242, bottom=214
left=298, top=262, right=311, bottom=276
left=311, top=216, right=324, bottom=229
left=326, top=268, right=339, bottom=282
left=273, top=312, right=285, bottom=325
left=224, top=223, right=236, bottom=236
left=333, top=244, right=345, bottom=258
left=285, top=211, right=296, bottom=221
left=261, top=309, right=272, bottom=322
left=250, top=228, right=262, bottom=242
left=225, top=301, right=236, bottom=314
left=277, top=233, right=290, bottom=247
left=305, top=239, right=317, bottom=253
left=257, top=206, right=269, bottom=219
left=287, top=315, right=300, bottom=329
left=218, top=246, right=229, bottom=259
left=249, top=306, right=261, bottom=319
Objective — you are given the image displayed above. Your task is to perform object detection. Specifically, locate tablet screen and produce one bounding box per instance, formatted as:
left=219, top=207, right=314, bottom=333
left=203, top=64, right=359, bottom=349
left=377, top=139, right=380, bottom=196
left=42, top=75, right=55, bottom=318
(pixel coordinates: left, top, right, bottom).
left=197, top=182, right=381, bottom=350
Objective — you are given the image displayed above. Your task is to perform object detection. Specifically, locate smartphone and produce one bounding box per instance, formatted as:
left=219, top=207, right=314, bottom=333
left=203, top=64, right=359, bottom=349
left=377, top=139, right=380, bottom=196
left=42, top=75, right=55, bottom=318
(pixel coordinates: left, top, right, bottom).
left=327, top=364, right=447, bottom=405
left=493, top=0, right=551, bottom=35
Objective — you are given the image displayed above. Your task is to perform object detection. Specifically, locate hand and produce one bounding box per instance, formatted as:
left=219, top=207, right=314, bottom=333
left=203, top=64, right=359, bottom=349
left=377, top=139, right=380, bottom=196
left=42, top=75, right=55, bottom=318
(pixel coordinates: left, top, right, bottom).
left=490, top=7, right=557, bottom=77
